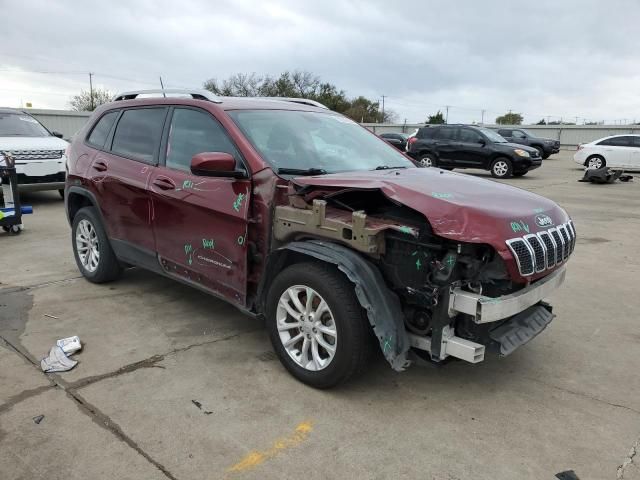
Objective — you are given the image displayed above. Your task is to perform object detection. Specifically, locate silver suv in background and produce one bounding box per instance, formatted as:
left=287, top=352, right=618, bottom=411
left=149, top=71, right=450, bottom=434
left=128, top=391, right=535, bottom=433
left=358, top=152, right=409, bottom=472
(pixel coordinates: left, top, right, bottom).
left=0, top=108, right=68, bottom=196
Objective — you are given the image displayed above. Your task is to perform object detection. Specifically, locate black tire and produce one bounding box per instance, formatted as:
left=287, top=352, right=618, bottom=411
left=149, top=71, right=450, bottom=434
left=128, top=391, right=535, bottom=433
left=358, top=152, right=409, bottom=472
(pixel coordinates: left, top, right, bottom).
left=58, top=189, right=65, bottom=199
left=513, top=171, right=528, bottom=177
left=71, top=206, right=122, bottom=283
left=542, top=153, right=550, bottom=160
left=585, top=155, right=606, bottom=169
left=533, top=146, right=544, bottom=158
left=418, top=153, right=437, bottom=168
left=490, top=157, right=513, bottom=178
left=265, top=262, right=373, bottom=389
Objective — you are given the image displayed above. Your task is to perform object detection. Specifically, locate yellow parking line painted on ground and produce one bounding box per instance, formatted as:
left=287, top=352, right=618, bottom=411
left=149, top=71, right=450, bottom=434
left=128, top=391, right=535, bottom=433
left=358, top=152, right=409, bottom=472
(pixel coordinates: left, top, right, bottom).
left=226, top=421, right=314, bottom=474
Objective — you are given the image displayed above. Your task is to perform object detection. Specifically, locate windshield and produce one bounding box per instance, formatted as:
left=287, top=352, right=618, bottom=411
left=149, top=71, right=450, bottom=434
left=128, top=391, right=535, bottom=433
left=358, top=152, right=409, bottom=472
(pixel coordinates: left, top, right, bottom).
left=478, top=127, right=507, bottom=143
left=228, top=110, right=415, bottom=174
left=0, top=113, right=50, bottom=137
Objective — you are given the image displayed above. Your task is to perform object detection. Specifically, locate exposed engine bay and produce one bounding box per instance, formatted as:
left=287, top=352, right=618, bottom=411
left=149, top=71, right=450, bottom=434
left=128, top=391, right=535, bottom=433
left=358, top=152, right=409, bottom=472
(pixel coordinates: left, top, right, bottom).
left=273, top=185, right=558, bottom=367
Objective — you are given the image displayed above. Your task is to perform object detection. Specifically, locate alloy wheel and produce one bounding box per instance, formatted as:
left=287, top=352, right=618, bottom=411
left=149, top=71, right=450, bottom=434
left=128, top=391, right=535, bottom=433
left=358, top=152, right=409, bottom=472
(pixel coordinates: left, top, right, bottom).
left=276, top=285, right=337, bottom=371
left=493, top=160, right=509, bottom=177
left=588, top=157, right=603, bottom=169
left=75, top=219, right=100, bottom=273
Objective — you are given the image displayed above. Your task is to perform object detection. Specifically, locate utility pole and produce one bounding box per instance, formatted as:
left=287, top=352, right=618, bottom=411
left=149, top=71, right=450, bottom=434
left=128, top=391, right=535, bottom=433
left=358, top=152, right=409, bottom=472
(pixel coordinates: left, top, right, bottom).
left=88, top=72, right=94, bottom=111
left=159, top=76, right=166, bottom=97
left=445, top=105, right=450, bottom=124
left=481, top=109, right=485, bottom=124
left=381, top=95, right=386, bottom=123
left=575, top=116, right=579, bottom=125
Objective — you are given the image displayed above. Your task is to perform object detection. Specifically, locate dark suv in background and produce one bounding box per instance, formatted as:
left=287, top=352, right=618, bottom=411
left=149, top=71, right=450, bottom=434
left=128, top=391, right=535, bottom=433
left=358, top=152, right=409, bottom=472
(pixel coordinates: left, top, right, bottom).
left=406, top=125, right=542, bottom=178
left=495, top=128, right=560, bottom=159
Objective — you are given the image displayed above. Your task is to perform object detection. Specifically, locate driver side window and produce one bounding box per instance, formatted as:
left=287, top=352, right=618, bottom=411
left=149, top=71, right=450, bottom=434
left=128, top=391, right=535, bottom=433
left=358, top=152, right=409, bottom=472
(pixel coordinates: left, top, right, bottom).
left=165, top=108, right=240, bottom=172
left=512, top=130, right=527, bottom=139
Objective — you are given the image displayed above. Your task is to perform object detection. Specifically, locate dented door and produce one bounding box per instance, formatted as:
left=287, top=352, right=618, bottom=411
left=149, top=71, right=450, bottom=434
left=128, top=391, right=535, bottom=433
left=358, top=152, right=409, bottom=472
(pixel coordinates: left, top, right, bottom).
left=149, top=107, right=251, bottom=305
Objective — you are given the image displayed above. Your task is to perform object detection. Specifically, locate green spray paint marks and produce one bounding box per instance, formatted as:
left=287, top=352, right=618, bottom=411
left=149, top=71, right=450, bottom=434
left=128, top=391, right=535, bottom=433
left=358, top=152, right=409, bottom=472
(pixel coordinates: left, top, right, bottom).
left=383, top=336, right=393, bottom=353
left=431, top=192, right=452, bottom=199
left=398, top=226, right=413, bottom=234
left=202, top=238, right=215, bottom=249
left=184, top=244, right=193, bottom=265
left=237, top=235, right=245, bottom=246
left=416, top=258, right=422, bottom=270
left=445, top=255, right=456, bottom=268
left=533, top=207, right=545, bottom=214
left=510, top=220, right=530, bottom=233
left=183, top=180, right=194, bottom=189
left=233, top=193, right=246, bottom=212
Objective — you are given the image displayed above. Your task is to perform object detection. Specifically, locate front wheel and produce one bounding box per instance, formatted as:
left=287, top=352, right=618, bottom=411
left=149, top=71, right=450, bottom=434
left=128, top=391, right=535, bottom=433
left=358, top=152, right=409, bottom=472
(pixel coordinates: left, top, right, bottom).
left=266, top=262, right=373, bottom=388
left=490, top=158, right=513, bottom=178
left=586, top=155, right=605, bottom=169
left=72, top=207, right=122, bottom=283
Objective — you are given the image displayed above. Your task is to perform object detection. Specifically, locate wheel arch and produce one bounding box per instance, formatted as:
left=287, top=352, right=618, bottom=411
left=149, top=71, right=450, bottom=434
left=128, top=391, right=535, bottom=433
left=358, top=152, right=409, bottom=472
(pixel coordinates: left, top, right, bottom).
left=257, top=240, right=411, bottom=371
left=66, top=186, right=99, bottom=226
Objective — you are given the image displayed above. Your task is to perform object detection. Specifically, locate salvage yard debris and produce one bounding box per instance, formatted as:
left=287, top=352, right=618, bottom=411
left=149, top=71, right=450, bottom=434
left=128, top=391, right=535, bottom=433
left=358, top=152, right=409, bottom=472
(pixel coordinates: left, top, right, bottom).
left=40, top=336, right=82, bottom=373
left=579, top=167, right=633, bottom=184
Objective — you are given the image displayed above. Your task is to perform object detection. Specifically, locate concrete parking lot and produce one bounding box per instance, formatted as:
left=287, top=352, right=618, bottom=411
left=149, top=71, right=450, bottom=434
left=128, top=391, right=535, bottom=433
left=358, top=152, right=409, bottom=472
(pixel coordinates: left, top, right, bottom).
left=1, top=151, right=638, bottom=480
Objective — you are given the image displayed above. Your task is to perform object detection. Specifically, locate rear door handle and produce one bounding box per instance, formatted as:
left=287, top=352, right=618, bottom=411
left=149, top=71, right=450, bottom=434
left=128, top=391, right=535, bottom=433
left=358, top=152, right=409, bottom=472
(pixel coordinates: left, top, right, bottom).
left=93, top=160, right=108, bottom=172
left=152, top=177, right=176, bottom=190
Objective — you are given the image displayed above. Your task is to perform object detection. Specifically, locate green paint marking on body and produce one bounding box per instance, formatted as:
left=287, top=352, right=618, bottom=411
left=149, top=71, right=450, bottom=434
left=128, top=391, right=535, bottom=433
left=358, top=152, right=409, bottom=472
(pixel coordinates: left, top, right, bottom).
left=202, top=238, right=215, bottom=249
left=533, top=207, right=545, bottom=213
left=416, top=258, right=422, bottom=270
left=432, top=192, right=453, bottom=199
left=237, top=235, right=245, bottom=246
left=445, top=255, right=456, bottom=268
left=233, top=193, right=246, bottom=212
left=398, top=226, right=413, bottom=234
left=183, top=179, right=194, bottom=189
left=510, top=220, right=530, bottom=234
left=411, top=251, right=418, bottom=256
left=184, top=244, right=193, bottom=265
left=383, top=336, right=393, bottom=353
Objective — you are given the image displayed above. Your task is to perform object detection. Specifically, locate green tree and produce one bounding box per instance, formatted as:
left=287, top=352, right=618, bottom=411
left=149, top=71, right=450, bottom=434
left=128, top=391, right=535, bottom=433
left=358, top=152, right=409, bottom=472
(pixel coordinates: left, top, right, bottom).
left=202, top=70, right=394, bottom=123
left=495, top=112, right=523, bottom=125
left=69, top=88, right=113, bottom=111
left=536, top=118, right=546, bottom=125
left=426, top=111, right=445, bottom=124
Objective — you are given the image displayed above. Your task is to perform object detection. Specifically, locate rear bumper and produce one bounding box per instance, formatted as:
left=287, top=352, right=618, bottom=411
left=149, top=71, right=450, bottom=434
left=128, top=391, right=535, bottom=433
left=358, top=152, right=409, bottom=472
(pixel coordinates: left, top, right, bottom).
left=449, top=266, right=566, bottom=323
left=17, top=181, right=65, bottom=192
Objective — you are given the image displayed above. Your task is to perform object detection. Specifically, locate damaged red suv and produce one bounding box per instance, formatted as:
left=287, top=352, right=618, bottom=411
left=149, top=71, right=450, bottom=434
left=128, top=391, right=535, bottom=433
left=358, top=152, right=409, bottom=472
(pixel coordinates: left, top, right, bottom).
left=65, top=89, right=575, bottom=388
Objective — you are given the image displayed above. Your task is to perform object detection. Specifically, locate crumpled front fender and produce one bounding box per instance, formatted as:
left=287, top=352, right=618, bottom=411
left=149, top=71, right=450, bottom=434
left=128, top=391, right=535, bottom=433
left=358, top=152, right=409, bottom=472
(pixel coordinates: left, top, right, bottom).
left=277, top=240, right=411, bottom=371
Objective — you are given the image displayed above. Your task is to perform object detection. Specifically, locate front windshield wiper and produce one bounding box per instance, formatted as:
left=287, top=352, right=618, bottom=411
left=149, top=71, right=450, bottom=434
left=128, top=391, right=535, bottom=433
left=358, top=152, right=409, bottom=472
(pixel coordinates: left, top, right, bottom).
left=373, top=165, right=409, bottom=170
left=277, top=167, right=328, bottom=176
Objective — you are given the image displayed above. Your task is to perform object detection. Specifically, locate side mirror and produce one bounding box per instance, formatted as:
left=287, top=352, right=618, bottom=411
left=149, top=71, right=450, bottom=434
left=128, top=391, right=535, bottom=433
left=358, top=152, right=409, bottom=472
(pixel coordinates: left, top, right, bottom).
left=478, top=139, right=486, bottom=146
left=52, top=131, right=64, bottom=139
left=190, top=152, right=246, bottom=178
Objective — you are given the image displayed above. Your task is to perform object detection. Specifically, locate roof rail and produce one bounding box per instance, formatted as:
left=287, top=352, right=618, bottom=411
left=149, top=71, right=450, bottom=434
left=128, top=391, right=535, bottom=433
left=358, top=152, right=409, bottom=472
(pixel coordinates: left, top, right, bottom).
left=112, top=89, right=222, bottom=103
left=259, top=97, right=329, bottom=109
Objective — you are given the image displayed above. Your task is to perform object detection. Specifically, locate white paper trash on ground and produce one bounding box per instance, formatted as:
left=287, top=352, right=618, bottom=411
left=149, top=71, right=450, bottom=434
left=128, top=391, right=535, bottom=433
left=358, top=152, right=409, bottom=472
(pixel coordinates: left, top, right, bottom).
left=56, top=336, right=82, bottom=355
left=41, top=346, right=77, bottom=373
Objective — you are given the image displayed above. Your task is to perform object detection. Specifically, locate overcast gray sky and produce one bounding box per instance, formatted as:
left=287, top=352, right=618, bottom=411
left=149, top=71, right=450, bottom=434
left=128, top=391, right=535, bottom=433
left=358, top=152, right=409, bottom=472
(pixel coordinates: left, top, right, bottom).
left=1, top=0, right=639, bottom=124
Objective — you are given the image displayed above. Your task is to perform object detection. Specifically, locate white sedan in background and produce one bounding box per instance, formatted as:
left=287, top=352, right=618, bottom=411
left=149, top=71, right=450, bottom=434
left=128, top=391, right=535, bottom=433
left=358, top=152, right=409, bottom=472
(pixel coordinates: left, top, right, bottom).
left=574, top=134, right=640, bottom=170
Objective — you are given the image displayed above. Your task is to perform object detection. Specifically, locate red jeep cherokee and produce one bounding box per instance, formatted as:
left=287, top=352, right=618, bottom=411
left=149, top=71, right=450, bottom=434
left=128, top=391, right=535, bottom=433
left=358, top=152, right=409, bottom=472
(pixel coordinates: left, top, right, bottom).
left=65, top=89, right=575, bottom=388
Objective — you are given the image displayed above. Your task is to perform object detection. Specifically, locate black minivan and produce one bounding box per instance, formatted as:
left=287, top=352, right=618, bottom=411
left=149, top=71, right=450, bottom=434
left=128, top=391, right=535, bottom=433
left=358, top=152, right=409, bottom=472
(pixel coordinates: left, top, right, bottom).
left=406, top=125, right=542, bottom=178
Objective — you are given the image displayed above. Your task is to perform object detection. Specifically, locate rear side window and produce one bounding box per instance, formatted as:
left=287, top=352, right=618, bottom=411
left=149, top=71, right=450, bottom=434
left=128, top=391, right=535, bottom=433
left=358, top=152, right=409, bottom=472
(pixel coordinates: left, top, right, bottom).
left=87, top=111, right=118, bottom=148
left=459, top=128, right=483, bottom=143
left=498, top=129, right=512, bottom=137
left=434, top=127, right=457, bottom=140
left=417, top=128, right=435, bottom=139
left=165, top=108, right=240, bottom=172
left=111, top=108, right=167, bottom=163
left=598, top=136, right=633, bottom=147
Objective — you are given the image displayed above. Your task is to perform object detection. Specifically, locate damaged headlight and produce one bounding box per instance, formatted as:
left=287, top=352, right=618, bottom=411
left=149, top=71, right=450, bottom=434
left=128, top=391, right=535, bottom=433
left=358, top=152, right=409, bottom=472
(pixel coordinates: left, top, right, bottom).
left=514, top=149, right=530, bottom=157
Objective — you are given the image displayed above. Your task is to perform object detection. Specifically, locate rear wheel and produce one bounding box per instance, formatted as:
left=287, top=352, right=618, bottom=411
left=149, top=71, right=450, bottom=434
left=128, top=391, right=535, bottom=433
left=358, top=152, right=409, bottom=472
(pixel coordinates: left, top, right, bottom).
left=418, top=153, right=437, bottom=168
left=490, top=158, right=513, bottom=178
left=72, top=207, right=122, bottom=283
left=266, top=262, right=372, bottom=388
left=586, top=155, right=605, bottom=169
left=513, top=171, right=528, bottom=177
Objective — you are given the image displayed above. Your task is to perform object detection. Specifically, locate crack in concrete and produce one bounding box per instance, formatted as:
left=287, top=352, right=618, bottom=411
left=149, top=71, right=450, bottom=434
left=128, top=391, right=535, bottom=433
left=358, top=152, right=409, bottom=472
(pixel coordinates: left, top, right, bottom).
left=523, top=376, right=640, bottom=416
left=617, top=436, right=639, bottom=479
left=0, top=326, right=260, bottom=480
left=65, top=328, right=261, bottom=390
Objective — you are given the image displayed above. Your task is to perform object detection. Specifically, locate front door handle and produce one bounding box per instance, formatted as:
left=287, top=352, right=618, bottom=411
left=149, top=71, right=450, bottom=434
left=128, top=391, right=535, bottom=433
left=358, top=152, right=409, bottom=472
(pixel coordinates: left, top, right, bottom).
left=152, top=177, right=176, bottom=190
left=93, top=160, right=108, bottom=172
